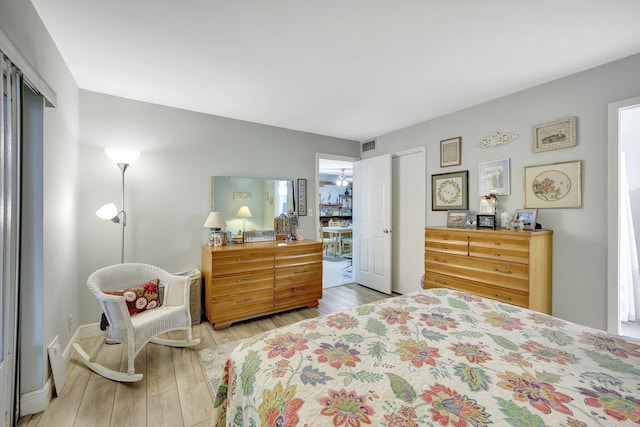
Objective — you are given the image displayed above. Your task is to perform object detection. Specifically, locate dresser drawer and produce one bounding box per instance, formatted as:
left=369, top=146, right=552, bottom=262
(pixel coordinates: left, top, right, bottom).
left=469, top=235, right=530, bottom=264
left=425, top=229, right=468, bottom=256
left=425, top=251, right=529, bottom=293
left=210, top=288, right=274, bottom=311
left=212, top=250, right=274, bottom=276
left=210, top=271, right=274, bottom=297
left=275, top=263, right=322, bottom=287
left=275, top=282, right=322, bottom=307
left=424, top=272, right=529, bottom=308
left=275, top=244, right=322, bottom=267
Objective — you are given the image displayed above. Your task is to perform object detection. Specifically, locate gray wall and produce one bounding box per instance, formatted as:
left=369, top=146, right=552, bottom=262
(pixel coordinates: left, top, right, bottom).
left=0, top=0, right=80, bottom=395
left=368, top=53, right=640, bottom=329
left=78, top=91, right=360, bottom=324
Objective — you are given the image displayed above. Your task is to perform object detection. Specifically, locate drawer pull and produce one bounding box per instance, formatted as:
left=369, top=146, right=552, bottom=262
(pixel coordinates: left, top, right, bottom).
left=494, top=294, right=512, bottom=301
left=293, top=269, right=308, bottom=275
left=434, top=258, right=448, bottom=263
left=236, top=277, right=254, bottom=283
left=443, top=237, right=448, bottom=241
left=293, top=287, right=307, bottom=293
left=493, top=268, right=513, bottom=274
left=237, top=256, right=254, bottom=262
left=493, top=253, right=501, bottom=257
left=434, top=279, right=448, bottom=285
left=237, top=297, right=253, bottom=303
left=494, top=242, right=501, bottom=246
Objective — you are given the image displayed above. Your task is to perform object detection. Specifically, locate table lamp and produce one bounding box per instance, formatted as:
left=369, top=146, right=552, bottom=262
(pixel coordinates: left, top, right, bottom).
left=203, top=211, right=226, bottom=246
left=236, top=205, right=253, bottom=236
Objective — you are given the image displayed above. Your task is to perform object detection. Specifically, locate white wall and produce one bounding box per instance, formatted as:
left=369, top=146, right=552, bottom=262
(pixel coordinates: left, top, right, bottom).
left=78, top=90, right=360, bottom=324
left=367, top=53, right=640, bottom=330
left=0, top=0, right=80, bottom=397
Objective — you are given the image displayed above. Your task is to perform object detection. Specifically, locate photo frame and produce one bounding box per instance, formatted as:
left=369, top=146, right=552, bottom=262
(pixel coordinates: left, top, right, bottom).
left=477, top=214, right=496, bottom=229
left=532, top=116, right=577, bottom=152
left=440, top=137, right=462, bottom=167
left=524, top=160, right=582, bottom=208
left=297, top=178, right=307, bottom=216
left=478, top=159, right=510, bottom=195
left=432, top=170, right=469, bottom=211
left=514, top=209, right=538, bottom=230
left=446, top=210, right=469, bottom=228
left=466, top=212, right=477, bottom=228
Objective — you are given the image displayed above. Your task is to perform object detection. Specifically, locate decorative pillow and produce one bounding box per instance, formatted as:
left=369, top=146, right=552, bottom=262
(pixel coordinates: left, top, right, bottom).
left=100, top=279, right=161, bottom=329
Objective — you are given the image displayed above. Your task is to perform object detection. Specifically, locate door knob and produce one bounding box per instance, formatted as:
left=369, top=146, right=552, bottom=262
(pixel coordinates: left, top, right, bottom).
left=383, top=229, right=391, bottom=234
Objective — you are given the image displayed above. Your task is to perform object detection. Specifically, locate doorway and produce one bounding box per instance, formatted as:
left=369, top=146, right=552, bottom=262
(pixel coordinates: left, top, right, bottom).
left=317, top=154, right=358, bottom=288
left=607, top=96, right=640, bottom=338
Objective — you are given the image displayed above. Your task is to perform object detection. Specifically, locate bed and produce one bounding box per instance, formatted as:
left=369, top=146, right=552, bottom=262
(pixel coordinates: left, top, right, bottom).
left=212, top=288, right=640, bottom=426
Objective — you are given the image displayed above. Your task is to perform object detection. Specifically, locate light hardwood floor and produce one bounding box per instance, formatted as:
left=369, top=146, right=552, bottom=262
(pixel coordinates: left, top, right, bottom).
left=17, top=284, right=393, bottom=427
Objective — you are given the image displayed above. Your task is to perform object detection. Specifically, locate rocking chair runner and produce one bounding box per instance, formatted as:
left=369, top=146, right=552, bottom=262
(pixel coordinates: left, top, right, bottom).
left=72, top=263, right=200, bottom=382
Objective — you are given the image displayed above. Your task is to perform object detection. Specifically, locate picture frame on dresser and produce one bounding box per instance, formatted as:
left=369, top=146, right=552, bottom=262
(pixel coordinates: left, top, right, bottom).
left=477, top=214, right=496, bottom=229
left=514, top=209, right=538, bottom=230
left=446, top=210, right=469, bottom=228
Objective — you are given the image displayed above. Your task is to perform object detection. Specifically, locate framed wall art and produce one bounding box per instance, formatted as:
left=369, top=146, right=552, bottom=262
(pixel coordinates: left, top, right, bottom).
left=478, top=159, right=510, bottom=195
left=432, top=170, right=468, bottom=211
left=524, top=160, right=582, bottom=208
left=532, top=116, right=577, bottom=152
left=440, top=136, right=462, bottom=167
left=297, top=178, right=307, bottom=216
left=233, top=192, right=251, bottom=201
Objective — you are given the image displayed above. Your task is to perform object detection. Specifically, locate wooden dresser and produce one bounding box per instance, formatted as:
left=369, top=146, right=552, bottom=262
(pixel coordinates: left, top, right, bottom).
left=202, top=240, right=322, bottom=329
left=424, top=227, right=552, bottom=313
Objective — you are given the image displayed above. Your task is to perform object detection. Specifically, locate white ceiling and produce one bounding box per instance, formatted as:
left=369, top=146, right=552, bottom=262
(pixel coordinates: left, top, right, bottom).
left=31, top=1, right=640, bottom=141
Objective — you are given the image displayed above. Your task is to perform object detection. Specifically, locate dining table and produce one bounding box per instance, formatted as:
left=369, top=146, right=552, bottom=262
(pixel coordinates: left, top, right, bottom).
left=321, top=225, right=352, bottom=256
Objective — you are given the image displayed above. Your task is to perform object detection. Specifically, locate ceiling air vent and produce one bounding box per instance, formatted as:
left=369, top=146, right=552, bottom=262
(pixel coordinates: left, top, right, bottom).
left=361, top=139, right=376, bottom=153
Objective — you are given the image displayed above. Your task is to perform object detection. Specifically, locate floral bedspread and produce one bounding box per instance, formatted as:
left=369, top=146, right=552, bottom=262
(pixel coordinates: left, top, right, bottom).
left=212, top=289, right=640, bottom=426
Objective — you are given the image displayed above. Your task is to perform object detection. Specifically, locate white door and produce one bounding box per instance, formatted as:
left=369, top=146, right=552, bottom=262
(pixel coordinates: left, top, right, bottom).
left=353, top=154, right=392, bottom=294
left=392, top=149, right=425, bottom=294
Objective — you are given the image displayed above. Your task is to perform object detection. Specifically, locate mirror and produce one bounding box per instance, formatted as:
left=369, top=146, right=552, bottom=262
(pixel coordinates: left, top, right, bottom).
left=212, top=176, right=295, bottom=235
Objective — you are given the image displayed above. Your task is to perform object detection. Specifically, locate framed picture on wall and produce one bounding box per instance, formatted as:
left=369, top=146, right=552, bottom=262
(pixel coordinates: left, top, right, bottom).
left=532, top=116, right=577, bottom=152
left=440, top=137, right=462, bottom=167
left=297, top=178, right=307, bottom=216
left=524, top=160, right=582, bottom=208
left=478, top=159, right=510, bottom=195
left=431, top=170, right=469, bottom=211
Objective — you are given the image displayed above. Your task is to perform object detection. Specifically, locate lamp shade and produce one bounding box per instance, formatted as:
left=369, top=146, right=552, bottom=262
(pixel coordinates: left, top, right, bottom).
left=236, top=206, right=253, bottom=218
left=203, top=212, right=226, bottom=229
left=105, top=148, right=140, bottom=166
left=96, top=203, right=118, bottom=220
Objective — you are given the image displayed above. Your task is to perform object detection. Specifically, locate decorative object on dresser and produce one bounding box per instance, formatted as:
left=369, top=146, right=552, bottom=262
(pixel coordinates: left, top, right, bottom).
left=431, top=170, right=469, bottom=211
left=439, top=136, right=461, bottom=167
left=478, top=158, right=510, bottom=195
left=203, top=211, right=226, bottom=246
left=201, top=240, right=322, bottom=329
left=532, top=116, right=577, bottom=152
left=524, top=160, right=582, bottom=208
left=423, top=226, right=552, bottom=313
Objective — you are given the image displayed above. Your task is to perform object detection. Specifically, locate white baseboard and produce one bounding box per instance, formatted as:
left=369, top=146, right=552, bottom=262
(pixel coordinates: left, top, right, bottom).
left=19, top=323, right=101, bottom=416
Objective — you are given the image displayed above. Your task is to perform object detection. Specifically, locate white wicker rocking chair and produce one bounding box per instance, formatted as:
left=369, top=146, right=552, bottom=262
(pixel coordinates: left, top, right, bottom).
left=72, top=263, right=200, bottom=382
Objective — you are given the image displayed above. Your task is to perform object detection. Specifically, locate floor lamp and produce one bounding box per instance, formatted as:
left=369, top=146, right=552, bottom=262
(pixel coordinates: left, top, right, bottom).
left=96, top=148, right=140, bottom=263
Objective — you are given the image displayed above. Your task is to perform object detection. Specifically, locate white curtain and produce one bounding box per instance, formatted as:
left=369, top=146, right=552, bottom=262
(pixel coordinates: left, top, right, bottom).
left=620, top=152, right=640, bottom=321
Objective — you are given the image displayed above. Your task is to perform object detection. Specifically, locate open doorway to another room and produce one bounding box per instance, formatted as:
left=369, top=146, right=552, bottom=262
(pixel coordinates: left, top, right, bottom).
left=608, top=97, right=640, bottom=339
left=317, top=154, right=357, bottom=288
